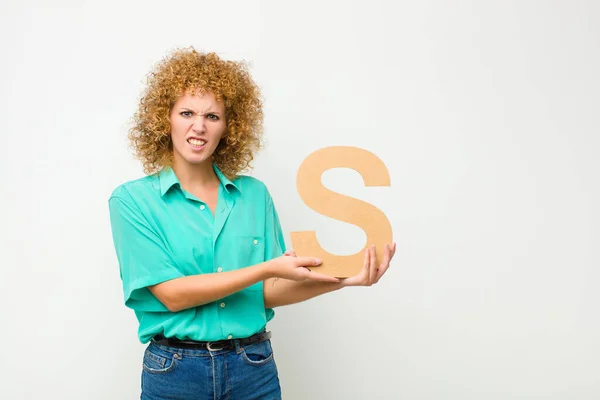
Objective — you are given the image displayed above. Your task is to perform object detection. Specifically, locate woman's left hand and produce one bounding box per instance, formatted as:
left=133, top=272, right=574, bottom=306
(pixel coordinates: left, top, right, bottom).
left=341, top=243, right=396, bottom=287
left=282, top=244, right=396, bottom=287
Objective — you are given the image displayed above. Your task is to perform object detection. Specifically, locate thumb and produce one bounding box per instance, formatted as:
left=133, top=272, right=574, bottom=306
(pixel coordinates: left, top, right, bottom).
left=294, top=257, right=322, bottom=267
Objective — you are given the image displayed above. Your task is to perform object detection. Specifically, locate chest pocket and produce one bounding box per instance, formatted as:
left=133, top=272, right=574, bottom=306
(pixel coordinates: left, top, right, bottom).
left=233, top=234, right=265, bottom=266
left=221, top=234, right=266, bottom=291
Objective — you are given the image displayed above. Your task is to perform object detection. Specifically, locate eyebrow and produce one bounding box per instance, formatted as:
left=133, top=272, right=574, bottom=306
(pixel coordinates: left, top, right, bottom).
left=178, top=107, right=222, bottom=114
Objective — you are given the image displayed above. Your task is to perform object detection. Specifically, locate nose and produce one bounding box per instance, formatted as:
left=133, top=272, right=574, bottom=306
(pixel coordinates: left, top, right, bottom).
left=191, top=116, right=207, bottom=133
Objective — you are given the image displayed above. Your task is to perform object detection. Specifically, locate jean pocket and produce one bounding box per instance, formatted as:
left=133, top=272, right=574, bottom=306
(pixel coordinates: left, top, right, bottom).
left=240, top=340, right=274, bottom=366
left=142, top=344, right=178, bottom=374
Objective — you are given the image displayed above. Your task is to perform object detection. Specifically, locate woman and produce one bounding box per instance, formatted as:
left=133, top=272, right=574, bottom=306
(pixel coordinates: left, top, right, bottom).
left=108, top=47, right=396, bottom=399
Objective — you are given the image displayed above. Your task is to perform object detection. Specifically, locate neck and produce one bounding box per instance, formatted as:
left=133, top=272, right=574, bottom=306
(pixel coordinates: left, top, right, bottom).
left=171, top=158, right=219, bottom=191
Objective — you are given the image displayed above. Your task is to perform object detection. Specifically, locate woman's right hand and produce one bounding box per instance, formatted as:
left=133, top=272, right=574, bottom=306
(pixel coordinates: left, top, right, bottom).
left=266, top=254, right=340, bottom=283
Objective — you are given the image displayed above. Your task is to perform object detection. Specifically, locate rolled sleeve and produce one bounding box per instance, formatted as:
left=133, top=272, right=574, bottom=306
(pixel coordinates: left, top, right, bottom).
left=108, top=193, right=184, bottom=312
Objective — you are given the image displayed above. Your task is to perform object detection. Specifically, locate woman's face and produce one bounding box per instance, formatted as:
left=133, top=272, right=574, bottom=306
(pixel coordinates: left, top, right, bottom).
left=169, top=90, right=226, bottom=168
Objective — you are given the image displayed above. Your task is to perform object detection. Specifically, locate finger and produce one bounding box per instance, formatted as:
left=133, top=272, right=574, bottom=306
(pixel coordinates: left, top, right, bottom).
left=390, top=242, right=397, bottom=258
left=295, top=257, right=322, bottom=267
left=369, top=245, right=377, bottom=284
left=375, top=244, right=391, bottom=283
left=284, top=250, right=297, bottom=257
left=376, top=262, right=390, bottom=283
left=299, top=269, right=340, bottom=283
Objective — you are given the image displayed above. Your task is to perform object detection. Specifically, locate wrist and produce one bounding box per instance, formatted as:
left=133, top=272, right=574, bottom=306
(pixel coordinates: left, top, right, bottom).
left=338, top=278, right=352, bottom=289
left=260, top=259, right=278, bottom=279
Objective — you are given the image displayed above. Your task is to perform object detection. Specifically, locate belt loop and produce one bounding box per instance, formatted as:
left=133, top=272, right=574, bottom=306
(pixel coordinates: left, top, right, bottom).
left=234, top=339, right=242, bottom=354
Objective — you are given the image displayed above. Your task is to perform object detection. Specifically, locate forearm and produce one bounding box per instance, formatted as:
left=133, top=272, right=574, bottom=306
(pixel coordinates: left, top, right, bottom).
left=150, top=262, right=272, bottom=312
left=263, top=278, right=344, bottom=308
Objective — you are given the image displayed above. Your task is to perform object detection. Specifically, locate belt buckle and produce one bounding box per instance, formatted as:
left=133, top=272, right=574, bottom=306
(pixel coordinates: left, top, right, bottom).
left=207, top=341, right=223, bottom=352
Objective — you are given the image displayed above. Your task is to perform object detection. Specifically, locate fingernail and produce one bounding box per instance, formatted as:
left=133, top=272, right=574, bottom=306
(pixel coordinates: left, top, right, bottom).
left=315, top=258, right=322, bottom=264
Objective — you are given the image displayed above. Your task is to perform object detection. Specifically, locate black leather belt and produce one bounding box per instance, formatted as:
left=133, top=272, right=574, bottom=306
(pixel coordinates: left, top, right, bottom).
left=152, top=330, right=271, bottom=351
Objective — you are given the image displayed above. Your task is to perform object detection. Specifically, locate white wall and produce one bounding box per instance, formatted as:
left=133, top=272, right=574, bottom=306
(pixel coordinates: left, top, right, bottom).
left=2, top=1, right=599, bottom=399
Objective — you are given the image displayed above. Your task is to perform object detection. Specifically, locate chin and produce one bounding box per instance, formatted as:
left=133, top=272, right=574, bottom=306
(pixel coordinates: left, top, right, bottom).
left=185, top=156, right=211, bottom=165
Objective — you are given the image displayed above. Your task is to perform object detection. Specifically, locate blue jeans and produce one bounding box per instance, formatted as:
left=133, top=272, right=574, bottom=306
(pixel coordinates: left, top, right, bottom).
left=140, top=336, right=281, bottom=399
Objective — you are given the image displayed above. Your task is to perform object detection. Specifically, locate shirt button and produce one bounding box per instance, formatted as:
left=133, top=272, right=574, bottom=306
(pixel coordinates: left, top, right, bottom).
left=228, top=334, right=233, bottom=339
left=217, top=267, right=223, bottom=272
left=253, top=239, right=259, bottom=245
left=200, top=205, right=206, bottom=210
left=220, top=302, right=226, bottom=308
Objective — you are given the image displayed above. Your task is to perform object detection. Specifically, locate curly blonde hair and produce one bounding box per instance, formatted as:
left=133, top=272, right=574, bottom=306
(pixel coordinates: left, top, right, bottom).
left=128, top=47, right=264, bottom=180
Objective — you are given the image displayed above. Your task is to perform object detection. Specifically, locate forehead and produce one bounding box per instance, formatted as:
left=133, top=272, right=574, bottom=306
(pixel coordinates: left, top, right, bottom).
left=173, top=90, right=225, bottom=110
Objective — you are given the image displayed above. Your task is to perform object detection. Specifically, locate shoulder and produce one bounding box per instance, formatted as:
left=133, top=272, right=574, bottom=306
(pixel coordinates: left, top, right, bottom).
left=232, top=174, right=269, bottom=195
left=232, top=174, right=277, bottom=206
left=109, top=174, right=160, bottom=205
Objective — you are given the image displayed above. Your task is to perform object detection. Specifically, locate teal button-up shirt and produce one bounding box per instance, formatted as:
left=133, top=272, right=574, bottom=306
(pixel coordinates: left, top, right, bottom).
left=108, top=165, right=286, bottom=343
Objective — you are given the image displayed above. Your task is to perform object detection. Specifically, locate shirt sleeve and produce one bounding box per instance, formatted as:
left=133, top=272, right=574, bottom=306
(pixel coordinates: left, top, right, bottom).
left=108, top=192, right=184, bottom=312
left=263, top=190, right=287, bottom=322
left=264, top=192, right=287, bottom=261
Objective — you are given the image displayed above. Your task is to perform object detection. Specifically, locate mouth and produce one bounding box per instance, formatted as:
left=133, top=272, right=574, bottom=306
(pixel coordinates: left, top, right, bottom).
left=187, top=137, right=206, bottom=150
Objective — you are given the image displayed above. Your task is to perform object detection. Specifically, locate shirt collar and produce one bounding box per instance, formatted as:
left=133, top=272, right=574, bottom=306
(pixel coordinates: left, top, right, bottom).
left=159, top=163, right=240, bottom=197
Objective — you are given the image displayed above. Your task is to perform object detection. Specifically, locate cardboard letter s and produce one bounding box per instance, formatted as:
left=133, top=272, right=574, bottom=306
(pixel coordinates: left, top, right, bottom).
left=290, top=146, right=393, bottom=277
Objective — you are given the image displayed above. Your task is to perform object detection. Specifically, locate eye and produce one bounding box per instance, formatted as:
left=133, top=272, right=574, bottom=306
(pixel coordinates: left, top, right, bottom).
left=207, top=114, right=220, bottom=121
left=180, top=111, right=193, bottom=117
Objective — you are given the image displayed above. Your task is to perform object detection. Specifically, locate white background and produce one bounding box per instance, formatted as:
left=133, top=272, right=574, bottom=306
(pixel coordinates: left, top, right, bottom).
left=2, top=1, right=599, bottom=399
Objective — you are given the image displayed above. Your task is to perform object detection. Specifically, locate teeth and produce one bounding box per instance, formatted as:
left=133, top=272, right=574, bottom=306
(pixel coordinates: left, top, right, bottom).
left=188, top=138, right=206, bottom=146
